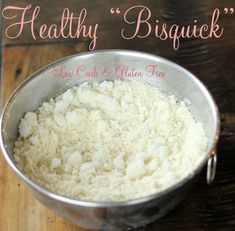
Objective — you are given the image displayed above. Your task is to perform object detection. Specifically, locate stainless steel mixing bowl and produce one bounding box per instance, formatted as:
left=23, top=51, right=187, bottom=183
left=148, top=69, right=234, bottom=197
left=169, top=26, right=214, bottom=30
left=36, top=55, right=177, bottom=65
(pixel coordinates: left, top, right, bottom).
left=0, top=50, right=220, bottom=230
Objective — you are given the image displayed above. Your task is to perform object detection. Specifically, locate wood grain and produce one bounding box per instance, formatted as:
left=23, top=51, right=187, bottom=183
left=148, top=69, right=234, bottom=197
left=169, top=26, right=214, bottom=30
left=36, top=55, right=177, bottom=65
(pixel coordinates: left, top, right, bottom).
left=1, top=0, right=235, bottom=230
left=1, top=42, right=88, bottom=104
left=1, top=43, right=235, bottom=231
left=2, top=0, right=234, bottom=48
left=0, top=43, right=90, bottom=231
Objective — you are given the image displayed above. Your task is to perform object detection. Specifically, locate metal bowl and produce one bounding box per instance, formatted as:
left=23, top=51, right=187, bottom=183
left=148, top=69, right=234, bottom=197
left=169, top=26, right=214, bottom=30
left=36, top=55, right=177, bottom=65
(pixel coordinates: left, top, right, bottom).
left=0, top=50, right=220, bottom=230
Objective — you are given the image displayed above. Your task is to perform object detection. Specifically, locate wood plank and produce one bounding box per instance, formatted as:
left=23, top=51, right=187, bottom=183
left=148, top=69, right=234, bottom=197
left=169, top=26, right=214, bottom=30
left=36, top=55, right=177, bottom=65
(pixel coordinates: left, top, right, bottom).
left=2, top=0, right=235, bottom=114
left=0, top=42, right=90, bottom=231
left=1, top=0, right=235, bottom=229
left=1, top=43, right=235, bottom=231
left=1, top=42, right=88, bottom=104
left=2, top=0, right=235, bottom=48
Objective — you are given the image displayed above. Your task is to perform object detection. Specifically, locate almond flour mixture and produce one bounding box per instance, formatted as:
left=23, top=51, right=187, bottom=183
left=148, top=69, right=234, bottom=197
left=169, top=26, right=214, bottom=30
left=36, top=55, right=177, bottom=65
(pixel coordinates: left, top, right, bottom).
left=14, top=80, right=207, bottom=201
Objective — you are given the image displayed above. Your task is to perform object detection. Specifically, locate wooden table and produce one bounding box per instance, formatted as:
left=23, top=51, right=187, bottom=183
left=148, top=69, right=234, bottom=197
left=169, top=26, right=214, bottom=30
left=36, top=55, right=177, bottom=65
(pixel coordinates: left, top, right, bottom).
left=1, top=0, right=235, bottom=230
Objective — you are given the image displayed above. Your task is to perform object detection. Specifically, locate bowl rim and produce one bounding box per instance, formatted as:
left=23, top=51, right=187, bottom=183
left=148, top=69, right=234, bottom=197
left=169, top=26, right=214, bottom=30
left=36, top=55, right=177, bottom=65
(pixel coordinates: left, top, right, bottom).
left=0, top=49, right=220, bottom=207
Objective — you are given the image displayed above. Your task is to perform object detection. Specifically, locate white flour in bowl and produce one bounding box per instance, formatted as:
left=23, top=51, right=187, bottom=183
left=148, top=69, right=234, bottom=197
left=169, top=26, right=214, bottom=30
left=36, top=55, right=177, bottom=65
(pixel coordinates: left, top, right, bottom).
left=14, top=80, right=207, bottom=201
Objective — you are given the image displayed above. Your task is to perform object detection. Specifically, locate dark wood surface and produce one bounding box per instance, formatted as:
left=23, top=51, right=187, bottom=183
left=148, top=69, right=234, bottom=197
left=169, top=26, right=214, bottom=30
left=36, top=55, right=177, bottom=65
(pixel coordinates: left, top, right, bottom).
left=0, top=0, right=235, bottom=230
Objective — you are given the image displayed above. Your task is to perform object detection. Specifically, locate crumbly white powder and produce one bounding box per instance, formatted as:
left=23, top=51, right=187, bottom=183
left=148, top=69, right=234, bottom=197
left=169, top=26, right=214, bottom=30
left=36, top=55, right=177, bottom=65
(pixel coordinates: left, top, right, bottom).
left=14, top=80, right=207, bottom=201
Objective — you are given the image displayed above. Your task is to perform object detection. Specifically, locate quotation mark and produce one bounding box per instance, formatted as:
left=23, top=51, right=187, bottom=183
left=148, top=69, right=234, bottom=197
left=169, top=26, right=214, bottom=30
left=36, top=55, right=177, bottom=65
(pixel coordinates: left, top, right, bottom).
left=224, top=8, right=234, bottom=14
left=110, top=8, right=121, bottom=14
